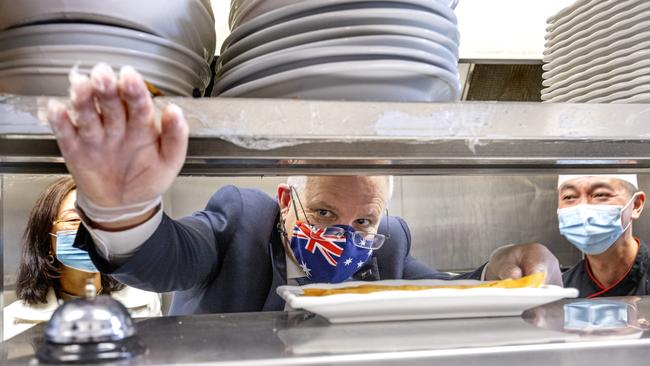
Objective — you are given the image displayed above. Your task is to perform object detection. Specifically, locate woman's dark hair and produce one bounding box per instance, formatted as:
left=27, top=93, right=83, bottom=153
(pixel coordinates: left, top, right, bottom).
left=16, top=177, right=125, bottom=305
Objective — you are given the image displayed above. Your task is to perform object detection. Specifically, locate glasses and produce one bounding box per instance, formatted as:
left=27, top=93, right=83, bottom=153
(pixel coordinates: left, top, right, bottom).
left=289, top=186, right=387, bottom=250
left=53, top=218, right=81, bottom=229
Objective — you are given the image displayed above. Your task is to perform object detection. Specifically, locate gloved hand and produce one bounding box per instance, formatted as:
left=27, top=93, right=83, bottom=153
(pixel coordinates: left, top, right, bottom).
left=47, top=63, right=188, bottom=227
left=484, top=243, right=563, bottom=286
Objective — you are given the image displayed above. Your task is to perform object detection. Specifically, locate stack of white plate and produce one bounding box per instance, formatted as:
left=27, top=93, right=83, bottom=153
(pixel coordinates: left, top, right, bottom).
left=215, top=0, right=461, bottom=102
left=0, top=0, right=215, bottom=96
left=541, top=0, right=650, bottom=103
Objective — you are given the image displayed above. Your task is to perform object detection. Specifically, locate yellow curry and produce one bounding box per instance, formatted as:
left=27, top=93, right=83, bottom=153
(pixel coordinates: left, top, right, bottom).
left=302, top=272, right=546, bottom=297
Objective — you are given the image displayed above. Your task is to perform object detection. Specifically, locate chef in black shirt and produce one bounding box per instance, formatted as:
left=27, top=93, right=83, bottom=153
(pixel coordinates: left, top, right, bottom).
left=559, top=174, right=650, bottom=298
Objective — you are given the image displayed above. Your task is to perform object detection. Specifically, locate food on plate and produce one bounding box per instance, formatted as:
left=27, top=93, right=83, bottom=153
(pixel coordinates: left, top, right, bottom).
left=301, top=272, right=546, bottom=296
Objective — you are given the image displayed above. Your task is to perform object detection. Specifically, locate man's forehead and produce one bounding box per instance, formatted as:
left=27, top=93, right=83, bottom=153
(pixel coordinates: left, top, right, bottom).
left=304, top=176, right=388, bottom=204
left=559, top=176, right=623, bottom=191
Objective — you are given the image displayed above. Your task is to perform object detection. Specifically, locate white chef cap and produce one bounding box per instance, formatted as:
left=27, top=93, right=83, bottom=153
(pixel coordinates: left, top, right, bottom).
left=557, top=175, right=638, bottom=189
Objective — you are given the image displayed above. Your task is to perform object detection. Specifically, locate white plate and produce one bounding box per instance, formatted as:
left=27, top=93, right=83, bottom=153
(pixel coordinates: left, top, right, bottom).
left=219, top=23, right=458, bottom=69
left=217, top=36, right=458, bottom=79
left=277, top=279, right=578, bottom=323
left=544, top=1, right=650, bottom=56
left=221, top=0, right=458, bottom=53
left=217, top=60, right=460, bottom=102
left=542, top=49, right=650, bottom=94
left=0, top=0, right=216, bottom=62
left=223, top=8, right=458, bottom=63
left=214, top=45, right=457, bottom=94
left=0, top=23, right=211, bottom=83
left=230, top=0, right=457, bottom=30
left=0, top=45, right=207, bottom=93
left=611, top=93, right=650, bottom=103
left=545, top=0, right=589, bottom=27
left=543, top=36, right=650, bottom=87
left=543, top=17, right=650, bottom=72
left=588, top=83, right=650, bottom=103
left=545, top=0, right=640, bottom=44
left=570, top=75, right=650, bottom=103
left=546, top=0, right=618, bottom=34
left=543, top=64, right=650, bottom=102
left=0, top=67, right=190, bottom=96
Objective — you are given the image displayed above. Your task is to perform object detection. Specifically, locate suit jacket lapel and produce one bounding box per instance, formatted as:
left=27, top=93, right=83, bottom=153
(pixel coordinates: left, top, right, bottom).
left=263, top=219, right=288, bottom=311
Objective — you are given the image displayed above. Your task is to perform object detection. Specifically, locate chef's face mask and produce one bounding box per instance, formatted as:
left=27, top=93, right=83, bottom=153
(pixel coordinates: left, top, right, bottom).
left=50, top=230, right=99, bottom=273
left=557, top=193, right=638, bottom=255
left=284, top=186, right=386, bottom=283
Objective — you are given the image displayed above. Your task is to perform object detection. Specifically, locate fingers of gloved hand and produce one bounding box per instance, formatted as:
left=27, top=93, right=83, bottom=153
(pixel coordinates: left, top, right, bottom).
left=90, top=63, right=126, bottom=139
left=496, top=264, right=523, bottom=280
left=519, top=245, right=562, bottom=285
left=160, top=104, right=189, bottom=170
left=69, top=67, right=104, bottom=142
left=118, top=66, right=155, bottom=131
left=546, top=266, right=564, bottom=286
left=47, top=99, right=79, bottom=154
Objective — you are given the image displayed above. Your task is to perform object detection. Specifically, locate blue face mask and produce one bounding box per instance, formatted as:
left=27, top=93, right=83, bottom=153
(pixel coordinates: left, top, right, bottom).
left=53, top=230, right=99, bottom=273
left=289, top=221, right=373, bottom=283
left=558, top=195, right=636, bottom=255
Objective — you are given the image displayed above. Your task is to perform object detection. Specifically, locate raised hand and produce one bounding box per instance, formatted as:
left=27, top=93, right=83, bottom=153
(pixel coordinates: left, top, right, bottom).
left=47, top=63, right=188, bottom=211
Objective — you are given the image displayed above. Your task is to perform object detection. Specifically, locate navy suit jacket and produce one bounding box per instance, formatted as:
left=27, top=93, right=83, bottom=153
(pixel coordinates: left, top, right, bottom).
left=77, top=185, right=482, bottom=315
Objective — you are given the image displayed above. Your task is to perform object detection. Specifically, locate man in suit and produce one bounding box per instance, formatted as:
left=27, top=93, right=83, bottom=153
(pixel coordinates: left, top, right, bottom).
left=46, top=63, right=562, bottom=315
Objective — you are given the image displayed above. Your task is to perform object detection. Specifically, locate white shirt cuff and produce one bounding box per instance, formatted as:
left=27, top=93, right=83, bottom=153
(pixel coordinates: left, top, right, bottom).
left=84, top=207, right=163, bottom=264
left=480, top=264, right=488, bottom=281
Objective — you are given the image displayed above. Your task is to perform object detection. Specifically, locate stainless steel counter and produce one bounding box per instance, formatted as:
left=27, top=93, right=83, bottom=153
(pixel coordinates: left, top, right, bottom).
left=4, top=296, right=650, bottom=366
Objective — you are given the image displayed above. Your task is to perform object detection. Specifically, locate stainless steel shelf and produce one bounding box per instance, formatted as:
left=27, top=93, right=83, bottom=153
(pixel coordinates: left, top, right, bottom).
left=2, top=95, right=650, bottom=175
left=4, top=297, right=650, bottom=366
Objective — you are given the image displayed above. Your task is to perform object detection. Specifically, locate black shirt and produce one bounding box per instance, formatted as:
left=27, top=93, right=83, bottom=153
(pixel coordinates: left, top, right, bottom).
left=562, top=239, right=650, bottom=298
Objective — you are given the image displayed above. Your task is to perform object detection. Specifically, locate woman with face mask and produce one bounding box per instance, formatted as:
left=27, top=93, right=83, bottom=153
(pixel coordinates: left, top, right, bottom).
left=3, top=177, right=162, bottom=340
left=558, top=174, right=650, bottom=298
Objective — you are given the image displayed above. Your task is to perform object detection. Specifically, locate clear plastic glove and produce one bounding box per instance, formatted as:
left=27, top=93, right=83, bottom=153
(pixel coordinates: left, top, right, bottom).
left=47, top=63, right=188, bottom=220
left=484, top=243, right=563, bottom=286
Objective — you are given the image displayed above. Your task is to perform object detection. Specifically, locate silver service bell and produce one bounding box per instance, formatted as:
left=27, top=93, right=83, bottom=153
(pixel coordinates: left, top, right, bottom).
left=36, top=280, right=145, bottom=363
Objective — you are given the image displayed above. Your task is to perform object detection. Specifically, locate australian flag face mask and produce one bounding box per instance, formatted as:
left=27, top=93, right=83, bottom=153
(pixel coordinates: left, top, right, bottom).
left=289, top=221, right=373, bottom=283
left=285, top=186, right=385, bottom=283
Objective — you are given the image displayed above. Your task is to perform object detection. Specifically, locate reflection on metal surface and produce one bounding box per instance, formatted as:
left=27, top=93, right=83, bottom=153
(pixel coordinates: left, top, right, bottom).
left=523, top=296, right=650, bottom=340
left=3, top=297, right=650, bottom=366
left=564, top=300, right=636, bottom=331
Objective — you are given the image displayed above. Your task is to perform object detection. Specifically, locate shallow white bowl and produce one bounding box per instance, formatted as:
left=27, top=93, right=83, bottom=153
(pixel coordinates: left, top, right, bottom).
left=229, top=0, right=458, bottom=30
left=0, top=0, right=216, bottom=62
left=0, top=23, right=211, bottom=83
left=0, top=66, right=191, bottom=96
left=223, top=3, right=457, bottom=52
left=218, top=34, right=457, bottom=78
left=216, top=59, right=460, bottom=102
left=223, top=8, right=459, bottom=65
left=0, top=45, right=208, bottom=93
left=219, top=23, right=458, bottom=70
left=214, top=44, right=458, bottom=94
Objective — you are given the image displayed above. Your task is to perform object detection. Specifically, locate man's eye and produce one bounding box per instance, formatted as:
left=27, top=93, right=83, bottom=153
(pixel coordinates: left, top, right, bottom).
left=356, top=219, right=372, bottom=227
left=317, top=209, right=333, bottom=218
left=562, top=195, right=576, bottom=200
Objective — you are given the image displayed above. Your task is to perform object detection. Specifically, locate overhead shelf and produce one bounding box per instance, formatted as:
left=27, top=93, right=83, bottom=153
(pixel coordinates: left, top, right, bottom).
left=1, top=95, right=650, bottom=175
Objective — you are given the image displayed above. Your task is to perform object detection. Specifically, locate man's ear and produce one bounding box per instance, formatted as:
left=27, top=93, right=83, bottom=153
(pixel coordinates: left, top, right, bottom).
left=632, top=191, right=646, bottom=220
left=278, top=184, right=291, bottom=215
